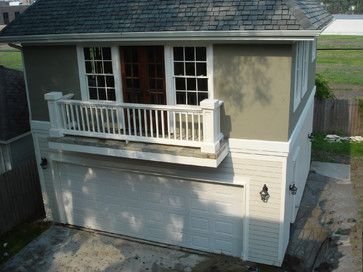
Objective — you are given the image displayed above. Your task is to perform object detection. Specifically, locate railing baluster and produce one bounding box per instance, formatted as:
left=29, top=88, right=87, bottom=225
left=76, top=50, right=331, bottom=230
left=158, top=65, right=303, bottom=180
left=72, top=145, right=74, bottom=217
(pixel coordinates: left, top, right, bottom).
left=90, top=106, right=95, bottom=132
left=120, top=108, right=126, bottom=135
left=191, top=113, right=195, bottom=141
left=179, top=112, right=182, bottom=140
left=138, top=109, right=142, bottom=136
left=144, top=109, right=148, bottom=137
left=167, top=111, right=170, bottom=139
left=100, top=107, right=105, bottom=133
left=198, top=113, right=201, bottom=141
left=132, top=108, right=136, bottom=136
left=161, top=110, right=165, bottom=138
left=111, top=108, right=115, bottom=134
left=185, top=113, right=189, bottom=141
left=106, top=107, right=110, bottom=133
left=70, top=103, right=76, bottom=130
left=75, top=104, right=80, bottom=130
left=95, top=107, right=100, bottom=132
left=155, top=110, right=159, bottom=138
left=173, top=112, right=176, bottom=140
left=150, top=109, right=154, bottom=138
left=127, top=108, right=131, bottom=136
left=61, top=103, right=67, bottom=129
left=65, top=104, right=71, bottom=130
left=80, top=106, right=85, bottom=131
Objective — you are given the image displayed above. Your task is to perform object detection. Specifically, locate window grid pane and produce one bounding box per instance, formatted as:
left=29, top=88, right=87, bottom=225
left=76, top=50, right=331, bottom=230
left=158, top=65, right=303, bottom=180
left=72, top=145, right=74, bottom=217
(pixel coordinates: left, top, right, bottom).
left=173, top=46, right=208, bottom=105
left=83, top=47, right=115, bottom=101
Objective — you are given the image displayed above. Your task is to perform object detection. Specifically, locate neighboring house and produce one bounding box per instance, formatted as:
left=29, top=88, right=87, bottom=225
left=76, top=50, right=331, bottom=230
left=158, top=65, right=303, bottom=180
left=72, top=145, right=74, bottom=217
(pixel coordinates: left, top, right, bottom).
left=0, top=0, right=332, bottom=266
left=0, top=65, right=34, bottom=173
left=0, top=2, right=29, bottom=25
left=322, top=14, right=363, bottom=35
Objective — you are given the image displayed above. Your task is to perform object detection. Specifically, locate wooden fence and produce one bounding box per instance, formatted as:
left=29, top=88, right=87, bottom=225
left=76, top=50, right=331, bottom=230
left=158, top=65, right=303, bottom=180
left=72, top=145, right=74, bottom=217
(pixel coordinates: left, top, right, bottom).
left=313, top=98, right=361, bottom=136
left=0, top=159, right=45, bottom=235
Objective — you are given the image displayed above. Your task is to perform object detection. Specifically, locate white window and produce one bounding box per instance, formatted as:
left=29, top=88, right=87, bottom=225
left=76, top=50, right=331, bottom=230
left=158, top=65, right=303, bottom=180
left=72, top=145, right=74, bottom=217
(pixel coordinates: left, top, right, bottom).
left=172, top=46, right=212, bottom=105
left=82, top=47, right=116, bottom=101
left=311, top=38, right=317, bottom=61
left=293, top=41, right=309, bottom=111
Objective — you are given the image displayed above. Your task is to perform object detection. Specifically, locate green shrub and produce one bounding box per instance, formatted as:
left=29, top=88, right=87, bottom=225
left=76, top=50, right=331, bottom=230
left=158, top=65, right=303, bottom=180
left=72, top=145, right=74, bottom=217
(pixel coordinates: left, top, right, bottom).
left=315, top=73, right=335, bottom=100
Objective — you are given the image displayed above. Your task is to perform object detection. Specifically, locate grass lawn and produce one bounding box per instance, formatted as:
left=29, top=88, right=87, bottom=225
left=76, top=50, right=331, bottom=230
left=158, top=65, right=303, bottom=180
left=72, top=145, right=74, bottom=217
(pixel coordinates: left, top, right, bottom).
left=0, top=51, right=23, bottom=71
left=0, top=221, right=50, bottom=266
left=317, top=36, right=363, bottom=97
left=311, top=133, right=363, bottom=164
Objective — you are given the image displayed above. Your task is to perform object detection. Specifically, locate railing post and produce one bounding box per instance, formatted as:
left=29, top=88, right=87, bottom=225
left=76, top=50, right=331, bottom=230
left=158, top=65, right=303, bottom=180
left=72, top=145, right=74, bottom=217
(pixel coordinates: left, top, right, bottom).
left=44, top=92, right=64, bottom=137
left=200, top=99, right=223, bottom=153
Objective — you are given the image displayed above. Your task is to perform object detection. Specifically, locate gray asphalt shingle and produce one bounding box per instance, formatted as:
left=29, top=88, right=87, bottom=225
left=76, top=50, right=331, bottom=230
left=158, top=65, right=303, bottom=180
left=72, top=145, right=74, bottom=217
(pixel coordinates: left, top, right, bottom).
left=0, top=0, right=332, bottom=37
left=0, top=66, right=30, bottom=141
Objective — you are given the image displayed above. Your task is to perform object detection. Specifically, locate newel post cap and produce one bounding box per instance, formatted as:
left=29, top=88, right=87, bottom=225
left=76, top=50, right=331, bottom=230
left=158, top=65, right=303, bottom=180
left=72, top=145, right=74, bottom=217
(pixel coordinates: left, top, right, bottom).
left=44, top=91, right=63, bottom=101
left=200, top=99, right=221, bottom=110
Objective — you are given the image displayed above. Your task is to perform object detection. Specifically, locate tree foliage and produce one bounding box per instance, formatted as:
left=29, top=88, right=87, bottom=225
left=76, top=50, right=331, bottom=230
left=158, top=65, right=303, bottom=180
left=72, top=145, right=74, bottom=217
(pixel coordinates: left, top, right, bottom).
left=315, top=73, right=335, bottom=100
left=322, top=0, right=363, bottom=14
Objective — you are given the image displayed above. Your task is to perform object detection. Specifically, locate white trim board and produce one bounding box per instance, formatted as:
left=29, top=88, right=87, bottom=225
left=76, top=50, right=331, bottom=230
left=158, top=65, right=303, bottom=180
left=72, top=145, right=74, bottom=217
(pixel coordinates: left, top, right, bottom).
left=48, top=150, right=248, bottom=187
left=48, top=141, right=227, bottom=168
left=0, top=30, right=320, bottom=44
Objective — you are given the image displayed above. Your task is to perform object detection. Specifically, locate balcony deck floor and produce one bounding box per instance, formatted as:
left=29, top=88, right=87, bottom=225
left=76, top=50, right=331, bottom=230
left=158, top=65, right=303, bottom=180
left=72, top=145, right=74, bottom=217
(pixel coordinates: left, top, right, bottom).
left=48, top=136, right=229, bottom=167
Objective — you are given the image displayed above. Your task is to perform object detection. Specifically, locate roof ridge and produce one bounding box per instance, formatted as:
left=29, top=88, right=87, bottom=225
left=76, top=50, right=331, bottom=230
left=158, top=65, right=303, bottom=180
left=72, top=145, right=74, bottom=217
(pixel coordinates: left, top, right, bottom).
left=285, top=0, right=314, bottom=30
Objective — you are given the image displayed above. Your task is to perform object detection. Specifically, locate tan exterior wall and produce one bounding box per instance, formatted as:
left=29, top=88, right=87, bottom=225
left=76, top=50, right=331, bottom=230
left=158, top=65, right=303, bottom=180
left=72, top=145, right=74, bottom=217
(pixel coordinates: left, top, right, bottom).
left=213, top=44, right=293, bottom=142
left=288, top=42, right=316, bottom=137
left=23, top=45, right=81, bottom=121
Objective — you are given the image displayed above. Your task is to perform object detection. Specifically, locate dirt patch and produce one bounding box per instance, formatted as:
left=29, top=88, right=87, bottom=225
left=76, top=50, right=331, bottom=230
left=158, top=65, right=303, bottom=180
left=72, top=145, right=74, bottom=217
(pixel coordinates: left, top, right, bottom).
left=191, top=255, right=252, bottom=272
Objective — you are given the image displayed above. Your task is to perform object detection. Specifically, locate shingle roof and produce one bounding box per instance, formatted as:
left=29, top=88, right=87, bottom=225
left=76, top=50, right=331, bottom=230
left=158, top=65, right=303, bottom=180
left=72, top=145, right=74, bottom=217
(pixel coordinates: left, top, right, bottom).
left=0, top=66, right=30, bottom=141
left=0, top=0, right=332, bottom=37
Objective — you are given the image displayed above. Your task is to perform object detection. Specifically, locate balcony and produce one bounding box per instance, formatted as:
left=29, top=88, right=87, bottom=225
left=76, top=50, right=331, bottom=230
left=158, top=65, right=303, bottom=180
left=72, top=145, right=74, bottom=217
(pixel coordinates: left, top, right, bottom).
left=45, top=92, right=228, bottom=167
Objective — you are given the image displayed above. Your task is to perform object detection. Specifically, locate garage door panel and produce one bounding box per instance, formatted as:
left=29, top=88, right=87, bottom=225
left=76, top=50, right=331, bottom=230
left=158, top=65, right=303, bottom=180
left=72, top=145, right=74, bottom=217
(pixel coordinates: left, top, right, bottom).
left=58, top=163, right=245, bottom=257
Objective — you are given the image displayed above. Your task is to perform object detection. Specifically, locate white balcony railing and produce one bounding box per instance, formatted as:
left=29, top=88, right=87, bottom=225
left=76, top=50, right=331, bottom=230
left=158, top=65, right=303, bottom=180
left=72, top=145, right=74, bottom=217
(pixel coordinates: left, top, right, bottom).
left=45, top=92, right=223, bottom=153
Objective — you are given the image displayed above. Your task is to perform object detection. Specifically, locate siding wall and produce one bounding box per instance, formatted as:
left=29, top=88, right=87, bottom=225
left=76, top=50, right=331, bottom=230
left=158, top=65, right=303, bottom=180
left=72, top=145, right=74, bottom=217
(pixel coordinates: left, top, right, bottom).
left=214, top=44, right=293, bottom=141
left=32, top=121, right=285, bottom=266
left=22, top=45, right=81, bottom=121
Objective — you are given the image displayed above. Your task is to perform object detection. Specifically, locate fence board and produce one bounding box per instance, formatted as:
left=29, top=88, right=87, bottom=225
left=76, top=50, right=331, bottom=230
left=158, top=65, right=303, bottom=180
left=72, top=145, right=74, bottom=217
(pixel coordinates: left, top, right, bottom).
left=313, top=98, right=361, bottom=136
left=0, top=159, right=45, bottom=235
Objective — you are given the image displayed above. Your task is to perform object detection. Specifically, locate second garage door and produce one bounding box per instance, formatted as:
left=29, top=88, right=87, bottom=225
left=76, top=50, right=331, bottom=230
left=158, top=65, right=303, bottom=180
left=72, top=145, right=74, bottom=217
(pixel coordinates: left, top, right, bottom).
left=58, top=162, right=245, bottom=257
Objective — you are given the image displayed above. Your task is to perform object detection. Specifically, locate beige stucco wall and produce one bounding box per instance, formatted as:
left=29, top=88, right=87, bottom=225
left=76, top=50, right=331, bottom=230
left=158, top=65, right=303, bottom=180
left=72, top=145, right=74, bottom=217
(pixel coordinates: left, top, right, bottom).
left=23, top=45, right=81, bottom=121
left=288, top=42, right=316, bottom=137
left=213, top=44, right=293, bottom=141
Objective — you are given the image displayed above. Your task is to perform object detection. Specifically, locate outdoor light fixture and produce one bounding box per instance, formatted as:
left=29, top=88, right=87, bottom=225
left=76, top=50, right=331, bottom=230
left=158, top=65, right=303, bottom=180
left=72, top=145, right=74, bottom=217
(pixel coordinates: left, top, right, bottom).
left=40, top=157, right=48, bottom=169
left=308, top=133, right=314, bottom=141
left=260, top=184, right=270, bottom=203
left=289, top=184, right=298, bottom=195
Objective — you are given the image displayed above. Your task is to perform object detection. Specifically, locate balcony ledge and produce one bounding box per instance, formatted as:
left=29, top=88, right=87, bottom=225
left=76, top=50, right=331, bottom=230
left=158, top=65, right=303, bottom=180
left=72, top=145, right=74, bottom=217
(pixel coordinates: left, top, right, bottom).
left=48, top=136, right=229, bottom=168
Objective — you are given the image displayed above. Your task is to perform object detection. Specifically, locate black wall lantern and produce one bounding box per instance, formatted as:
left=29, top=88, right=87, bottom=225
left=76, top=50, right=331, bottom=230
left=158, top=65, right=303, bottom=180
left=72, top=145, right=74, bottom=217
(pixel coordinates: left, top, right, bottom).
left=308, top=133, right=314, bottom=142
left=260, top=184, right=270, bottom=203
left=289, top=184, right=298, bottom=195
left=40, top=157, right=48, bottom=169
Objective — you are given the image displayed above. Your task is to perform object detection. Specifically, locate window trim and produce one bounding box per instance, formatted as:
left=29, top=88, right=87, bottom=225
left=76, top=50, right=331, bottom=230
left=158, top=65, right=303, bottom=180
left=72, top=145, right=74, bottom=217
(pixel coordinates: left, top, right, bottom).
left=293, top=41, right=309, bottom=111
left=76, top=45, right=122, bottom=103
left=165, top=45, right=213, bottom=106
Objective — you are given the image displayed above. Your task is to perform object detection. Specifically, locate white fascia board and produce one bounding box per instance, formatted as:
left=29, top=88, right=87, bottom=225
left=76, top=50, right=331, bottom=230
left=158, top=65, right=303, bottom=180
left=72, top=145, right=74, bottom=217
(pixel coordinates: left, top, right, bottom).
left=48, top=141, right=224, bottom=168
left=0, top=30, right=320, bottom=44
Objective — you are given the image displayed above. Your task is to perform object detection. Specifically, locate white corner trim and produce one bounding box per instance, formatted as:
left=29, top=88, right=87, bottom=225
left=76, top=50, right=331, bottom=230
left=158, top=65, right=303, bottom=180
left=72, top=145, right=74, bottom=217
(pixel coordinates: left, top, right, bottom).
left=229, top=86, right=316, bottom=157
left=48, top=141, right=222, bottom=168
left=76, top=45, right=89, bottom=101
left=277, top=156, right=288, bottom=263
left=0, top=131, right=32, bottom=144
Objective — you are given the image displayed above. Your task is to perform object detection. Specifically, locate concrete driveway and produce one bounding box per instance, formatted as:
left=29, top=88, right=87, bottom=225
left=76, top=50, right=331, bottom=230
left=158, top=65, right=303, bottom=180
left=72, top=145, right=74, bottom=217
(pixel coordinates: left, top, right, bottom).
left=0, top=225, right=251, bottom=272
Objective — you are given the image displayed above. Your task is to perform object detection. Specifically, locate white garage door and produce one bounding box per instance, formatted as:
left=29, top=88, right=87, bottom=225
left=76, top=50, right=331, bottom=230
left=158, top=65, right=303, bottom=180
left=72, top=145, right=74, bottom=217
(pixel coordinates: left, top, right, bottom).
left=58, top=163, right=245, bottom=257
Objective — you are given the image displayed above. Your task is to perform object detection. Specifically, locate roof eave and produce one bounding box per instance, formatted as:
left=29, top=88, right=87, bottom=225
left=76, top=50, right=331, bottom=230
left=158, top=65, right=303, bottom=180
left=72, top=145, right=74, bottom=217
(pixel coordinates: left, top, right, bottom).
left=0, top=30, right=321, bottom=44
